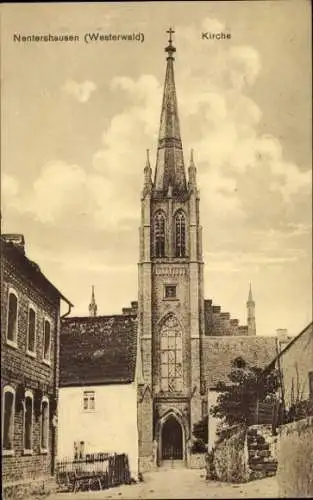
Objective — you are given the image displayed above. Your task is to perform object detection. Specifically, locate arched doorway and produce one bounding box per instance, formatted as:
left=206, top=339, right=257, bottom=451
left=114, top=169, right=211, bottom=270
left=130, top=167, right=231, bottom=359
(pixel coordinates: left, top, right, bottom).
left=161, top=415, right=183, bottom=460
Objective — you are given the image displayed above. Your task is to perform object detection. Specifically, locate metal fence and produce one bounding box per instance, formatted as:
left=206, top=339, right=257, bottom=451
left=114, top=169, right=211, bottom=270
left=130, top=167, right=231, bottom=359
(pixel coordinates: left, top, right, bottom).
left=56, top=453, right=131, bottom=492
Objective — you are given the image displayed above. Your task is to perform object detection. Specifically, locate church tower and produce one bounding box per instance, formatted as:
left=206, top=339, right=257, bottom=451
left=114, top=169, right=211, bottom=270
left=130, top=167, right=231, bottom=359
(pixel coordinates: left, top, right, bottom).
left=138, top=29, right=205, bottom=471
left=247, top=283, right=256, bottom=336
left=88, top=285, right=97, bottom=317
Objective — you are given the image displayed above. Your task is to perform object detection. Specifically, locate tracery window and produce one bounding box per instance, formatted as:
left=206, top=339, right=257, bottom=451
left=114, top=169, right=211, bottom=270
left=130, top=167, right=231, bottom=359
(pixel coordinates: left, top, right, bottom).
left=160, top=315, right=183, bottom=392
left=175, top=211, right=186, bottom=257
left=154, top=211, right=166, bottom=258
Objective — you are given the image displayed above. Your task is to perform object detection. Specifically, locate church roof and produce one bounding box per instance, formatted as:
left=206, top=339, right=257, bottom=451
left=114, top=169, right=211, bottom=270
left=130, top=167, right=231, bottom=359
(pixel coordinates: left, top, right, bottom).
left=59, top=315, right=137, bottom=387
left=153, top=28, right=187, bottom=196
left=202, top=336, right=278, bottom=389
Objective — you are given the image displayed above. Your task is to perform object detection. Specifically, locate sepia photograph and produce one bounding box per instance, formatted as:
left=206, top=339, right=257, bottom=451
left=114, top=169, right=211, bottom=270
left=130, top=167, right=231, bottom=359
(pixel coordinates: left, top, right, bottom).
left=1, top=1, right=312, bottom=498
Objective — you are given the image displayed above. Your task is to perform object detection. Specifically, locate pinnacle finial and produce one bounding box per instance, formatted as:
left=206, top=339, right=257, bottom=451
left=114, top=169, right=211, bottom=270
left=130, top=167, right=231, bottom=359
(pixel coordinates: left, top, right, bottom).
left=146, top=149, right=150, bottom=166
left=89, top=285, right=97, bottom=317
left=165, top=27, right=176, bottom=59
left=248, top=282, right=253, bottom=302
left=190, top=149, right=194, bottom=164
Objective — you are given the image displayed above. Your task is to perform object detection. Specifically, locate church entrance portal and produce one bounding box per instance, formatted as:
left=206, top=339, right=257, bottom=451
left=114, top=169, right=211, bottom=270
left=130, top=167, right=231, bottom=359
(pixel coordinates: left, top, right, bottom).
left=161, top=415, right=183, bottom=460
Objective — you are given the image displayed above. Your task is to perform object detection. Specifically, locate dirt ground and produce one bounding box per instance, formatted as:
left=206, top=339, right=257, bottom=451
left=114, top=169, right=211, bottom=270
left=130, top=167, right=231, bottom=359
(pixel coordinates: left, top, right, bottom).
left=48, top=468, right=280, bottom=499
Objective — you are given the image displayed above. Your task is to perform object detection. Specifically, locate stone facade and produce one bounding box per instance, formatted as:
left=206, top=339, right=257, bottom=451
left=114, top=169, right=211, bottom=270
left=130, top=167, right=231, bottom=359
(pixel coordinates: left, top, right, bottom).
left=274, top=323, right=313, bottom=409
left=136, top=36, right=267, bottom=473
left=1, top=235, right=72, bottom=497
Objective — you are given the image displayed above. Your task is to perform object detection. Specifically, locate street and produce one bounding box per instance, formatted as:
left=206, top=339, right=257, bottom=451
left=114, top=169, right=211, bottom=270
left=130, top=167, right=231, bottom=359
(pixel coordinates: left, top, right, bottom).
left=49, top=468, right=280, bottom=499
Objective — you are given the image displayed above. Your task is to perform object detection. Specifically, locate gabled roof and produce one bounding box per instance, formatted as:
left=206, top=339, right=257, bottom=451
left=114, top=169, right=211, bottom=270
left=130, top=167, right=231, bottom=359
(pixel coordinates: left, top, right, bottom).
left=265, top=321, right=313, bottom=371
left=59, top=315, right=137, bottom=387
left=1, top=236, right=73, bottom=306
left=202, top=335, right=278, bottom=389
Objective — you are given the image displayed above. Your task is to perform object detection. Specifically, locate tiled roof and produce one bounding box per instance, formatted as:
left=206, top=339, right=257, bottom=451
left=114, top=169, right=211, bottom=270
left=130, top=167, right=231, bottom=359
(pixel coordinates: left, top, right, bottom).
left=1, top=236, right=72, bottom=306
left=59, top=315, right=137, bottom=387
left=202, top=336, right=278, bottom=388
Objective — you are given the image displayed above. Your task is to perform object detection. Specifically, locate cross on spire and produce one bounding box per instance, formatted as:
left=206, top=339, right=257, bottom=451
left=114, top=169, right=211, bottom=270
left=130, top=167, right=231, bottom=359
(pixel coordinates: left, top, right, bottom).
left=165, top=27, right=176, bottom=59
left=166, top=27, right=175, bottom=45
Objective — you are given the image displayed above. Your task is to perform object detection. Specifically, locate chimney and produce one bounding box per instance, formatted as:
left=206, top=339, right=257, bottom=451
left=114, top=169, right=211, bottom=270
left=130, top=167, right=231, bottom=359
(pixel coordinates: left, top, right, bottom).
left=276, top=328, right=290, bottom=349
left=2, top=234, right=25, bottom=254
left=276, top=328, right=288, bottom=340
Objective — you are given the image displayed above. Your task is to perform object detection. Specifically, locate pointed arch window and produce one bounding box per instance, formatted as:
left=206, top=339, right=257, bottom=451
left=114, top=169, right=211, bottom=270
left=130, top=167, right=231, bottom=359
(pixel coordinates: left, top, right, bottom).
left=175, top=211, right=186, bottom=257
left=154, top=211, right=166, bottom=258
left=160, top=315, right=183, bottom=393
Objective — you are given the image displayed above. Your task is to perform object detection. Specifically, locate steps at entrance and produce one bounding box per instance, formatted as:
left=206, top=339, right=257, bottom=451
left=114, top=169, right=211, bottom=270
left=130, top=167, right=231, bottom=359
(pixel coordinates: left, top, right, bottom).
left=161, top=460, right=186, bottom=470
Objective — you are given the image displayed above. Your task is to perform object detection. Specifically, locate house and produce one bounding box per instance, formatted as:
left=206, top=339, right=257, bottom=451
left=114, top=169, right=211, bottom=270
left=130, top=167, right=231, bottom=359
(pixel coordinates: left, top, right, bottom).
left=1, top=234, right=72, bottom=498
left=58, top=302, right=139, bottom=480
left=265, top=322, right=313, bottom=412
left=203, top=335, right=282, bottom=451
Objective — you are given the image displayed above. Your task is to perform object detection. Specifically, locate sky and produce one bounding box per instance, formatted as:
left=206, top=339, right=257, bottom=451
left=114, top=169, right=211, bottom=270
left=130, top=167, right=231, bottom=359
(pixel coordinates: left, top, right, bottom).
left=1, top=1, right=312, bottom=335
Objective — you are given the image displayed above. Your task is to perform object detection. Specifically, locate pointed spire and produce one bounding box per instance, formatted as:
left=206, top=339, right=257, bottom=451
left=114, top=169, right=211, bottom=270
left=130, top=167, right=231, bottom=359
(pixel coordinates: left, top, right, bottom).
left=188, top=148, right=197, bottom=187
left=247, top=282, right=256, bottom=336
left=89, top=285, right=97, bottom=317
left=248, top=282, right=254, bottom=303
left=143, top=149, right=152, bottom=195
left=153, top=28, right=187, bottom=196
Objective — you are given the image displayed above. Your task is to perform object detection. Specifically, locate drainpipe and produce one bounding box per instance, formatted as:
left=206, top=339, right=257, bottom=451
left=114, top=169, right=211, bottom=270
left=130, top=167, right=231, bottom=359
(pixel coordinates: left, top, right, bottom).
left=52, top=299, right=73, bottom=475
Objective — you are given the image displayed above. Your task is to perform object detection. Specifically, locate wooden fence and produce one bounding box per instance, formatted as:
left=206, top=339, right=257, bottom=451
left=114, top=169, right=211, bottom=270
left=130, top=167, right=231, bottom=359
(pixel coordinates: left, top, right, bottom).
left=56, top=453, right=131, bottom=492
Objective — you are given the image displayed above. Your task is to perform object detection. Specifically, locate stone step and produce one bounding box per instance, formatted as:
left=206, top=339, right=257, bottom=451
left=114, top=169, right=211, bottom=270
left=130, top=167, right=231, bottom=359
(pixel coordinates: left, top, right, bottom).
left=250, top=471, right=267, bottom=481
left=160, top=460, right=186, bottom=470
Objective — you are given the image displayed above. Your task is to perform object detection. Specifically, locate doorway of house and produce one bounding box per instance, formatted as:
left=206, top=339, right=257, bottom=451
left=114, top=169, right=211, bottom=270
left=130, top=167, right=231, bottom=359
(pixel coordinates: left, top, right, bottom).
left=161, top=415, right=183, bottom=460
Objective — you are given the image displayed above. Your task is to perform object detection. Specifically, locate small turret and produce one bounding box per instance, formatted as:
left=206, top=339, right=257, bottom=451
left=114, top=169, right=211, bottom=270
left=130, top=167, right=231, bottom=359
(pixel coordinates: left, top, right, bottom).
left=88, top=285, right=97, bottom=317
left=188, top=149, right=197, bottom=189
left=143, top=149, right=153, bottom=196
left=247, top=282, right=256, bottom=336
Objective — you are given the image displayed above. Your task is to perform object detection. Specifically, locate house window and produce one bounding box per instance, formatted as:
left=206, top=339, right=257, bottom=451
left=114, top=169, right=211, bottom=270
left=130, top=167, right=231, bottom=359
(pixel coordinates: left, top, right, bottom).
left=165, top=285, right=177, bottom=299
left=83, top=391, right=95, bottom=411
left=160, top=314, right=183, bottom=393
left=27, top=307, right=36, bottom=354
left=43, top=319, right=51, bottom=361
left=41, top=398, right=49, bottom=451
left=24, top=393, right=33, bottom=452
left=154, top=211, right=166, bottom=258
left=175, top=210, right=186, bottom=257
left=7, top=290, right=18, bottom=344
left=2, top=386, right=15, bottom=452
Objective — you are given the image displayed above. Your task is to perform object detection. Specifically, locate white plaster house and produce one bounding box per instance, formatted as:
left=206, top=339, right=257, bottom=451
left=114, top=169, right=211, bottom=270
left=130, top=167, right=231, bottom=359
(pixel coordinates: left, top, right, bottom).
left=57, top=307, right=139, bottom=480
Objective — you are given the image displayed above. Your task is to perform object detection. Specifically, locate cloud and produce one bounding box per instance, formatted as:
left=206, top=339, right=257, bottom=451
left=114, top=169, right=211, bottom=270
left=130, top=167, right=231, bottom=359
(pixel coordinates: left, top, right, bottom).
left=2, top=173, right=19, bottom=205
left=62, top=79, right=97, bottom=103
left=3, top=16, right=311, bottom=262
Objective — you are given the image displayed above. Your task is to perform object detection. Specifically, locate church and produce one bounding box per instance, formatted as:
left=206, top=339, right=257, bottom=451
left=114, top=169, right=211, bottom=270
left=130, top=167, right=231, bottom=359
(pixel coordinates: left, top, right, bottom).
left=59, top=30, right=286, bottom=476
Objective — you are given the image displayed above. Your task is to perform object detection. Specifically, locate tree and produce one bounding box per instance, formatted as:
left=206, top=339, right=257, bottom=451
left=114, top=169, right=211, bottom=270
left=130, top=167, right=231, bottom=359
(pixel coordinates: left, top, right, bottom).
left=210, top=356, right=280, bottom=426
left=192, top=415, right=208, bottom=453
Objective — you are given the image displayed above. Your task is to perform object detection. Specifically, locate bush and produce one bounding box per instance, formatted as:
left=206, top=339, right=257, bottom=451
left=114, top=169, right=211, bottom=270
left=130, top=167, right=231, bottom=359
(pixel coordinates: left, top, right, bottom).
left=277, top=417, right=313, bottom=498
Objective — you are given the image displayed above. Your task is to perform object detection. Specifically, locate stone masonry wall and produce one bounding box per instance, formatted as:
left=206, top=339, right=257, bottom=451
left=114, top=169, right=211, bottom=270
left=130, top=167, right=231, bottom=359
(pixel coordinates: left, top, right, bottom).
left=1, top=254, right=60, bottom=492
